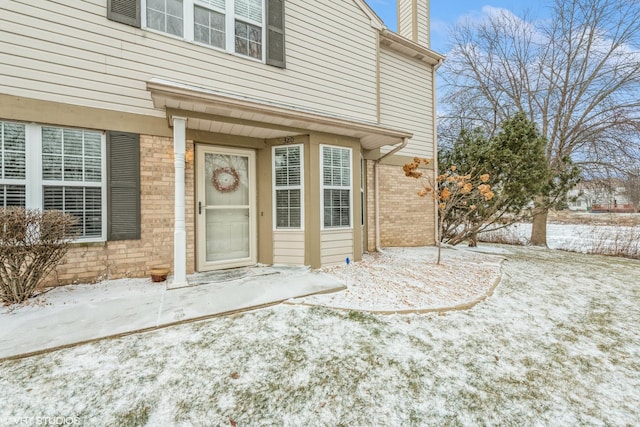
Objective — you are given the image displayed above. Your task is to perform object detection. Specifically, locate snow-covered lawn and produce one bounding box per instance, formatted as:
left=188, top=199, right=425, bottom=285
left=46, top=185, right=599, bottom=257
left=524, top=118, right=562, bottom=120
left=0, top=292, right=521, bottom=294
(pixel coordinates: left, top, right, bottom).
left=296, top=246, right=503, bottom=312
left=481, top=222, right=640, bottom=257
left=1, top=246, right=639, bottom=426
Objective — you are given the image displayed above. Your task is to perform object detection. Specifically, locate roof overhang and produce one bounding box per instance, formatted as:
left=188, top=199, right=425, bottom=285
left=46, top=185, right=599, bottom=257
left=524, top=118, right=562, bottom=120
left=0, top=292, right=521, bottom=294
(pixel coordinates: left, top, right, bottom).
left=379, top=29, right=446, bottom=65
left=146, top=78, right=412, bottom=150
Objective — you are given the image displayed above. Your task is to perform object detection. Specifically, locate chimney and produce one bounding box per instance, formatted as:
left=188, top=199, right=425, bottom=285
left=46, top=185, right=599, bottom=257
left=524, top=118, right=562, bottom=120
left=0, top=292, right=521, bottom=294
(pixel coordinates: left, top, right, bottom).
left=397, top=0, right=430, bottom=47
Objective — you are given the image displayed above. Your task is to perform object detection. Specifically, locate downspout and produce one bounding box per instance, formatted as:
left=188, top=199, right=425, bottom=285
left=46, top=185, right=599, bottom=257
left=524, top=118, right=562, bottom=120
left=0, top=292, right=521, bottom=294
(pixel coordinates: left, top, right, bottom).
left=432, top=59, right=444, bottom=244
left=374, top=137, right=408, bottom=253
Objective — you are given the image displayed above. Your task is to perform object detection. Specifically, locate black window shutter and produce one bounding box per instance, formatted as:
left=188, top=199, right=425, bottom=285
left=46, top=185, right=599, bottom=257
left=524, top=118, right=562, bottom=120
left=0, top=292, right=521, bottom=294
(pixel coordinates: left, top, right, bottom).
left=107, top=0, right=141, bottom=28
left=266, top=0, right=286, bottom=68
left=107, top=131, right=141, bottom=241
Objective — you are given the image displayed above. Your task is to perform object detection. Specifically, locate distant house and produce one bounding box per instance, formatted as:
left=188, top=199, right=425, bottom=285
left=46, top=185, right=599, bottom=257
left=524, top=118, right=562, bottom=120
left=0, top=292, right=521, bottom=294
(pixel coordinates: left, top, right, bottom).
left=0, top=0, right=443, bottom=287
left=567, top=179, right=635, bottom=213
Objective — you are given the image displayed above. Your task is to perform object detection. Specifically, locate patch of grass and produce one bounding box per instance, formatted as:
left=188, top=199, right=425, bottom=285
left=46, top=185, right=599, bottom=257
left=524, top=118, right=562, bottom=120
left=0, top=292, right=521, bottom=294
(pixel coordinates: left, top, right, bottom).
left=114, top=401, right=152, bottom=426
left=524, top=369, right=544, bottom=384
left=478, top=227, right=529, bottom=245
left=408, top=334, right=434, bottom=353
left=582, top=227, right=640, bottom=260
left=547, top=342, right=570, bottom=363
left=556, top=320, right=596, bottom=343
left=346, top=310, right=382, bottom=324
left=521, top=356, right=536, bottom=368
left=597, top=342, right=614, bottom=353
left=283, top=346, right=306, bottom=364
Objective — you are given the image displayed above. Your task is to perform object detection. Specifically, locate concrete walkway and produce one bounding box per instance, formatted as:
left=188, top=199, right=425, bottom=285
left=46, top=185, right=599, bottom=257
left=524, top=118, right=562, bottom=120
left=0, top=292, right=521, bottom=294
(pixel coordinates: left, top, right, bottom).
left=0, top=266, right=345, bottom=360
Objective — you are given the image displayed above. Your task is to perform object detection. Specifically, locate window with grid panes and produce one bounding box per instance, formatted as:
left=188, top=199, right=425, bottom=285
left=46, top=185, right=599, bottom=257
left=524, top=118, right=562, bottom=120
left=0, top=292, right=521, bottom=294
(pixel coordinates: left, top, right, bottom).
left=146, top=0, right=184, bottom=36
left=194, top=0, right=226, bottom=48
left=234, top=0, right=262, bottom=59
left=273, top=145, right=302, bottom=229
left=42, top=127, right=104, bottom=238
left=0, top=121, right=26, bottom=208
left=144, top=0, right=264, bottom=60
left=321, top=145, right=351, bottom=228
left=0, top=121, right=105, bottom=240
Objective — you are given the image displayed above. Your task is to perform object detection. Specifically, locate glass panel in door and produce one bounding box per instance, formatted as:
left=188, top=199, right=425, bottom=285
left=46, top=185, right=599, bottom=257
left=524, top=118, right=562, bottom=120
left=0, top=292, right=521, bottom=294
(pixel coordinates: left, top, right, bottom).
left=204, top=152, right=250, bottom=263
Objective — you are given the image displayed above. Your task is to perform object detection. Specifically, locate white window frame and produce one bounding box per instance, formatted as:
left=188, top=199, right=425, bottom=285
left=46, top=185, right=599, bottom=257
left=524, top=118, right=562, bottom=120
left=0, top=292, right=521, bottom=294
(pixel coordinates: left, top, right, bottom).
left=193, top=0, right=227, bottom=49
left=320, top=145, right=353, bottom=230
left=144, top=0, right=185, bottom=37
left=141, top=0, right=266, bottom=62
left=0, top=121, right=27, bottom=208
left=0, top=121, right=107, bottom=242
left=272, top=144, right=304, bottom=231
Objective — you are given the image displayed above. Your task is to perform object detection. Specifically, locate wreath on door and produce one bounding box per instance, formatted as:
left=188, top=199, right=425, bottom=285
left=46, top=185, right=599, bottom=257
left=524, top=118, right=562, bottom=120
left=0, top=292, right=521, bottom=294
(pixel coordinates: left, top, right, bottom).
left=212, top=167, right=240, bottom=193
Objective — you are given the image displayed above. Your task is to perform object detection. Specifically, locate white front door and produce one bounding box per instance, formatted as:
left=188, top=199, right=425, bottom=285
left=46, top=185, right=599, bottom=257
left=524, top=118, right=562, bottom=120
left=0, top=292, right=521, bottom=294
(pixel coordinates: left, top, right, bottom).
left=196, top=145, right=257, bottom=271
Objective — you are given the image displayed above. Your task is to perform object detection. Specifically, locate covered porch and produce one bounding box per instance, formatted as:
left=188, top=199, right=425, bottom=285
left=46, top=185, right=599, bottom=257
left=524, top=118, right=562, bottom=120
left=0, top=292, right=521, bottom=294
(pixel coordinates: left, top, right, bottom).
left=147, top=78, right=412, bottom=287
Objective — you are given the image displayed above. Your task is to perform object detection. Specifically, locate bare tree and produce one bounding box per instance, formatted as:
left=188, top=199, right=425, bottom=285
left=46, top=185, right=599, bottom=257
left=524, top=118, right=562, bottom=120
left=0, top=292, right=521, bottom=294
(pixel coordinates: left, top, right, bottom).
left=441, top=0, right=640, bottom=245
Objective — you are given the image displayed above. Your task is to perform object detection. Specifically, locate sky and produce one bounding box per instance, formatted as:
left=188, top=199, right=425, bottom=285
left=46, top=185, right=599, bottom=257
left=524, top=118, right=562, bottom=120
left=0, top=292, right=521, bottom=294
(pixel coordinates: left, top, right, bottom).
left=366, top=0, right=541, bottom=53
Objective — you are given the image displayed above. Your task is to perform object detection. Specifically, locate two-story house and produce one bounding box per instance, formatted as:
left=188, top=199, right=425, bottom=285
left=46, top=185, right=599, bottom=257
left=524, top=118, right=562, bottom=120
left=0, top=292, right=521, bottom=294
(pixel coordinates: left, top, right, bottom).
left=0, top=0, right=444, bottom=287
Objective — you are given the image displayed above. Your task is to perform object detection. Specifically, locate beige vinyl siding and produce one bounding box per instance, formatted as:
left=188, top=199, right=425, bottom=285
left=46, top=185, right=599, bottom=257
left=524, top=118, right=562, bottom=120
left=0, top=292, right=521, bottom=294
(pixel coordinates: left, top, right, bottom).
left=273, top=231, right=305, bottom=265
left=397, top=0, right=414, bottom=41
left=0, top=0, right=378, bottom=123
left=417, top=0, right=430, bottom=47
left=397, top=0, right=430, bottom=47
left=379, top=46, right=433, bottom=158
left=320, top=230, right=353, bottom=266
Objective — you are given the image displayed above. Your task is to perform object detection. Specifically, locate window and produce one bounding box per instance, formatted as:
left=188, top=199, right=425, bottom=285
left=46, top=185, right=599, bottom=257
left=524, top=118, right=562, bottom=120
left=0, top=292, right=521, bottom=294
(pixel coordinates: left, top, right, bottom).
left=109, top=0, right=284, bottom=67
left=321, top=145, right=352, bottom=229
left=234, top=0, right=263, bottom=59
left=194, top=1, right=226, bottom=48
left=234, top=19, right=262, bottom=59
left=41, top=127, right=104, bottom=238
left=146, top=0, right=184, bottom=36
left=143, top=0, right=264, bottom=60
left=0, top=121, right=26, bottom=207
left=273, top=145, right=302, bottom=229
left=0, top=121, right=106, bottom=240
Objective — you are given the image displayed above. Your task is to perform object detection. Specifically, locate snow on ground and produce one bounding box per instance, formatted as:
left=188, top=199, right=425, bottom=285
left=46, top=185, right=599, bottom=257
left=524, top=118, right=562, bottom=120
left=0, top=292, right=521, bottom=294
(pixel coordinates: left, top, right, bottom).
left=293, top=246, right=504, bottom=312
left=493, top=222, right=640, bottom=253
left=480, top=221, right=640, bottom=258
left=1, top=247, right=503, bottom=317
left=0, top=278, right=160, bottom=315
left=0, top=246, right=638, bottom=425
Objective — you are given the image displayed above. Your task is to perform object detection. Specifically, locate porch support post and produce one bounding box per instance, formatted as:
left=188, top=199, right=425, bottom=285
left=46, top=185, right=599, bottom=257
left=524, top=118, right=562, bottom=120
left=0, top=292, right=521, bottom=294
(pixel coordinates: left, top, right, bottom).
left=172, top=116, right=188, bottom=286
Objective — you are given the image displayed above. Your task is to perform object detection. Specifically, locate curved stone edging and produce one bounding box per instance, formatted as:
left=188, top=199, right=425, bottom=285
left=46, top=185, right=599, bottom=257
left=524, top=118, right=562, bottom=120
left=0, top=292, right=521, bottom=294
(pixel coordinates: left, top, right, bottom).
left=285, top=257, right=505, bottom=315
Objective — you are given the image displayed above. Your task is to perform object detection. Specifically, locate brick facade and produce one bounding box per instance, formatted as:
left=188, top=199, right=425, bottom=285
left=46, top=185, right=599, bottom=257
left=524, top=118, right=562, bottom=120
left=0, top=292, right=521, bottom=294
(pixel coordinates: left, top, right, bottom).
left=42, top=143, right=434, bottom=287
left=366, top=161, right=436, bottom=251
left=43, top=136, right=196, bottom=286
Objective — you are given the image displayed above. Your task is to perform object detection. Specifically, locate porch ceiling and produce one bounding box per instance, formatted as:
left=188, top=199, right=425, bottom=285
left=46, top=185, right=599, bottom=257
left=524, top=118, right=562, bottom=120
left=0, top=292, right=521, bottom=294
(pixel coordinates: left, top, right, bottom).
left=147, top=78, right=412, bottom=150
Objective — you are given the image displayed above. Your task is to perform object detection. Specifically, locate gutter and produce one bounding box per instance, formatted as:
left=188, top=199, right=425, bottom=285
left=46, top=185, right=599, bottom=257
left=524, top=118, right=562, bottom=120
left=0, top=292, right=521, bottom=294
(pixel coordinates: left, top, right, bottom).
left=374, top=137, right=409, bottom=253
left=432, top=59, right=444, bottom=244
left=379, top=29, right=446, bottom=65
